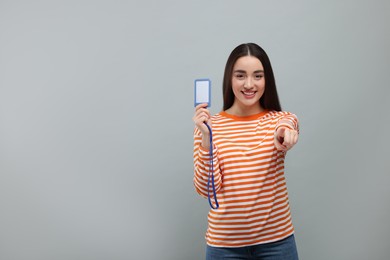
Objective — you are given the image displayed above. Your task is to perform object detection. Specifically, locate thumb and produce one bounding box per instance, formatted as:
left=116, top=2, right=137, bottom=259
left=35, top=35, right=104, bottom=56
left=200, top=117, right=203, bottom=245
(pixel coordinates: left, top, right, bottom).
left=275, top=127, right=286, bottom=143
left=276, top=127, right=286, bottom=137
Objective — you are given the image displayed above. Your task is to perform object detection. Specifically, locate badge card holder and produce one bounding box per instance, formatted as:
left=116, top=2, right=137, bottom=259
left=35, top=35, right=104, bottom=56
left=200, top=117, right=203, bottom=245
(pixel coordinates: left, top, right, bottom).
left=194, top=78, right=219, bottom=209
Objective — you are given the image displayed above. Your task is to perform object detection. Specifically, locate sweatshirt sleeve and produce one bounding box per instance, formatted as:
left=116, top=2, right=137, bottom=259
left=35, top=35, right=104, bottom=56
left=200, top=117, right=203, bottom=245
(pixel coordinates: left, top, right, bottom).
left=193, top=127, right=222, bottom=200
left=275, top=112, right=299, bottom=133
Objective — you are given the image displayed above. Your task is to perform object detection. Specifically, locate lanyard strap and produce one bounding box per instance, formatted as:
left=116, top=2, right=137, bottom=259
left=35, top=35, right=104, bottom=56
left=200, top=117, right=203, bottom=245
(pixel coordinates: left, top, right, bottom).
left=204, top=122, right=219, bottom=209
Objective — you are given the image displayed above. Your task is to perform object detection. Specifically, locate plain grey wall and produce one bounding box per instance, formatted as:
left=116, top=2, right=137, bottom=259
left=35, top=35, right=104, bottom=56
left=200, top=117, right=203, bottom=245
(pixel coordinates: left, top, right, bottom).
left=1, top=0, right=389, bottom=259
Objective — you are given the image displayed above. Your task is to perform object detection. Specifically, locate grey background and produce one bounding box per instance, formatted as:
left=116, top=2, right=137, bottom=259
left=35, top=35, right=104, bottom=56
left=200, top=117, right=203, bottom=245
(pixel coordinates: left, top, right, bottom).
left=0, top=0, right=389, bottom=259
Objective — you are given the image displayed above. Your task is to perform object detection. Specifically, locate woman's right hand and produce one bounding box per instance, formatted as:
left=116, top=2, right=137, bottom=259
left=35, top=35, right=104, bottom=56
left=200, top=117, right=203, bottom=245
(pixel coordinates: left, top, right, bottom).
left=193, top=103, right=211, bottom=136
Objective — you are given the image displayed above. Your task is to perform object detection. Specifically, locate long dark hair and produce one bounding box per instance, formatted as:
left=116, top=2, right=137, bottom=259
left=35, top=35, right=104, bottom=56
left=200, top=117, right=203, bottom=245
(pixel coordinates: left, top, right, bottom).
left=222, top=43, right=282, bottom=111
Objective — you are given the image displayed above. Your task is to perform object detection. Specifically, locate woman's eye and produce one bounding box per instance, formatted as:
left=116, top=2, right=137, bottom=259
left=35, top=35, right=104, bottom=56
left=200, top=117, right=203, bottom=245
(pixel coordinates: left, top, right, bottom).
left=235, top=74, right=244, bottom=79
left=255, top=74, right=264, bottom=79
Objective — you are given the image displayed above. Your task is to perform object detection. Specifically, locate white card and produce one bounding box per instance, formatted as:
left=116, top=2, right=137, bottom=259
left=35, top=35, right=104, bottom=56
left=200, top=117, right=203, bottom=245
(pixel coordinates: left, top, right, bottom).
left=194, top=79, right=211, bottom=107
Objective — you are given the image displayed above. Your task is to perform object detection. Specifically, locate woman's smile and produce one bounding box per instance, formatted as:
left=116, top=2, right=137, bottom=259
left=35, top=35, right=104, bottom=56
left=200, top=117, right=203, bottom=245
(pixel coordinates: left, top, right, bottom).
left=242, top=90, right=257, bottom=98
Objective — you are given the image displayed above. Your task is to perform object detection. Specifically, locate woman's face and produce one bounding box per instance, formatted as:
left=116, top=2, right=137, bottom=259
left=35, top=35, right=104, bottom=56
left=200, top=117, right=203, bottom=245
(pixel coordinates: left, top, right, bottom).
left=231, top=55, right=265, bottom=112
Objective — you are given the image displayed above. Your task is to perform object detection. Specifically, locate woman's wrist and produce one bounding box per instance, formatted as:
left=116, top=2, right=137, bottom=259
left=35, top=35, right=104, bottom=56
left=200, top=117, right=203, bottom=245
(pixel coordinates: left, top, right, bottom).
left=201, top=134, right=211, bottom=150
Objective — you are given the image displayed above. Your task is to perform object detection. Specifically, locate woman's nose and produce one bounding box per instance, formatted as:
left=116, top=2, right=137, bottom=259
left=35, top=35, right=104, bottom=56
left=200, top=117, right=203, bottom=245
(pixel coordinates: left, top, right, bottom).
left=244, top=78, right=253, bottom=88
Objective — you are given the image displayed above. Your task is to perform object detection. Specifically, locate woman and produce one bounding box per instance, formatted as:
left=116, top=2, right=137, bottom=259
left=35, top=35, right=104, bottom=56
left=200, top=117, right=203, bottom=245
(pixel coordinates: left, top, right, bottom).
left=193, top=43, right=300, bottom=259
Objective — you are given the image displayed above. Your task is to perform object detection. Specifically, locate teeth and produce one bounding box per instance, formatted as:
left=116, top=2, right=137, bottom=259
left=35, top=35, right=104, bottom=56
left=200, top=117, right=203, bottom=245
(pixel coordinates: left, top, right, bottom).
left=243, top=91, right=255, bottom=95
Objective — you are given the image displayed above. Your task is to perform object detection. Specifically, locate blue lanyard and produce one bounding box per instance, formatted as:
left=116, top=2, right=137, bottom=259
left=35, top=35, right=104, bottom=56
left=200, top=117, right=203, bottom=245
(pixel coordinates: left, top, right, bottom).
left=204, top=122, right=219, bottom=209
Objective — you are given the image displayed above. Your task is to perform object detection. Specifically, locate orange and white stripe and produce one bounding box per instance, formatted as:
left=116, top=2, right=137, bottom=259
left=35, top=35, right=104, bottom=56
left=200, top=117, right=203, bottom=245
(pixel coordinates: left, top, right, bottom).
left=193, top=110, right=299, bottom=247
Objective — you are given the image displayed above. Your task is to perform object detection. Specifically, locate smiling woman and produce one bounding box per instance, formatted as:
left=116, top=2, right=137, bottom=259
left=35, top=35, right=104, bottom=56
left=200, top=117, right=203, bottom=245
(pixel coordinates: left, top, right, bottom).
left=193, top=43, right=300, bottom=259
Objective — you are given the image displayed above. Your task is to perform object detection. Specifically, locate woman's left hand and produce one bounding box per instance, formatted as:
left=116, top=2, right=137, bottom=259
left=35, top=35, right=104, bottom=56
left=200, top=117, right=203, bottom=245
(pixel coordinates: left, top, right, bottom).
left=274, top=127, right=298, bottom=152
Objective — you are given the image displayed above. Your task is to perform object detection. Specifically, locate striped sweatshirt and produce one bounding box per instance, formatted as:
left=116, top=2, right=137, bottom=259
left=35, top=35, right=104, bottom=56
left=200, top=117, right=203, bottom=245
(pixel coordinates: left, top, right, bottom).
left=193, top=110, right=299, bottom=248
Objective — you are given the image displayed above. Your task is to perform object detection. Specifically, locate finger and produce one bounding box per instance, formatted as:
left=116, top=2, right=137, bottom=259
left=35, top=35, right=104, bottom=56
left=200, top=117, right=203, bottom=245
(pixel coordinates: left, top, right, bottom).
left=193, top=111, right=212, bottom=131
left=274, top=134, right=286, bottom=151
left=194, top=109, right=210, bottom=123
left=288, top=130, right=298, bottom=146
left=283, top=129, right=291, bottom=147
left=293, top=131, right=299, bottom=144
left=277, top=127, right=285, bottom=137
left=193, top=113, right=206, bottom=125
left=193, top=118, right=210, bottom=134
left=275, top=142, right=287, bottom=151
left=275, top=129, right=282, bottom=144
left=193, top=111, right=205, bottom=121
left=195, top=108, right=211, bottom=119
left=195, top=104, right=210, bottom=115
left=284, top=130, right=299, bottom=151
left=195, top=103, right=208, bottom=110
left=274, top=139, right=282, bottom=150
left=194, top=116, right=208, bottom=127
left=199, top=112, right=210, bottom=122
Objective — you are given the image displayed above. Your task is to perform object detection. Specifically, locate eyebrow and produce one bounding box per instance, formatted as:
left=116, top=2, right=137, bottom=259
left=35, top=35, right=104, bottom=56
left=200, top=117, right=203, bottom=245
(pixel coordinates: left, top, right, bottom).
left=233, top=69, right=264, bottom=73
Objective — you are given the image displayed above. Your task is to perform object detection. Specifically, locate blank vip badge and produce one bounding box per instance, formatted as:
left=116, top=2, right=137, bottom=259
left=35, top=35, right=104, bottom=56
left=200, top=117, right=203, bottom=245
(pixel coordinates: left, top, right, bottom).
left=194, top=79, right=211, bottom=107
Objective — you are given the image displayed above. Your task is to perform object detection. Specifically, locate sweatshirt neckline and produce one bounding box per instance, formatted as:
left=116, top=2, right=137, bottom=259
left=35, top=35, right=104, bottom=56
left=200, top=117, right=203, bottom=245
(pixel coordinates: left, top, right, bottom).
left=220, top=110, right=268, bottom=121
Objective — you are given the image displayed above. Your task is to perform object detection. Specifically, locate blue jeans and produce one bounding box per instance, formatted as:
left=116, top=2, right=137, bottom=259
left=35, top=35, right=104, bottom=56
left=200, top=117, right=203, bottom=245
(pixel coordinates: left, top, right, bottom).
left=206, top=234, right=299, bottom=260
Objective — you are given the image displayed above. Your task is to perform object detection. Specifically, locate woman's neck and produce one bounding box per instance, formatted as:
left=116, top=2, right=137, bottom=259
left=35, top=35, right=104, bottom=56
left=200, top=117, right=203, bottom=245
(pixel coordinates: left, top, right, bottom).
left=225, top=103, right=264, bottom=117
